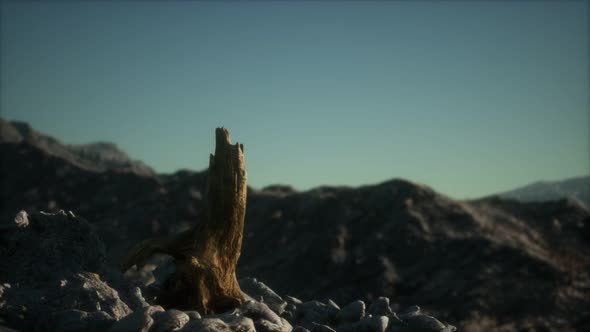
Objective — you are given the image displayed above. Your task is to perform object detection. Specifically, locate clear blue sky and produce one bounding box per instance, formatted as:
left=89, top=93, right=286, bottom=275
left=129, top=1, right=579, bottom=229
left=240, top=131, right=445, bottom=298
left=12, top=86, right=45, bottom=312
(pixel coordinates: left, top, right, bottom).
left=1, top=1, right=588, bottom=198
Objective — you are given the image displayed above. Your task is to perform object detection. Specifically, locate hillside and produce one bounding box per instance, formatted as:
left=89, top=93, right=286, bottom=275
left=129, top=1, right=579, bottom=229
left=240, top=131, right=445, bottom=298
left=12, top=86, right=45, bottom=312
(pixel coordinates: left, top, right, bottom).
left=496, top=176, right=590, bottom=209
left=1, top=119, right=588, bottom=331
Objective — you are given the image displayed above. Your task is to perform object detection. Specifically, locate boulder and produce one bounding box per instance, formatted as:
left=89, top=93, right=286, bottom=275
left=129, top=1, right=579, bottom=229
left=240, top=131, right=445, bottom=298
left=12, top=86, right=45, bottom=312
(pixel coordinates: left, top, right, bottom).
left=59, top=272, right=132, bottom=320
left=151, top=309, right=190, bottom=332
left=337, top=301, right=365, bottom=323
left=0, top=211, right=126, bottom=331
left=239, top=278, right=288, bottom=315
left=240, top=300, right=283, bottom=325
left=387, top=306, right=456, bottom=332
left=368, top=298, right=392, bottom=316
left=296, top=301, right=339, bottom=329
left=0, top=210, right=105, bottom=286
left=292, top=327, right=311, bottom=332
left=326, top=300, right=340, bottom=311
left=179, top=316, right=255, bottom=332
left=337, top=315, right=388, bottom=332
left=107, top=305, right=163, bottom=332
left=184, top=311, right=202, bottom=321
left=239, top=300, right=292, bottom=332
left=311, top=323, right=336, bottom=332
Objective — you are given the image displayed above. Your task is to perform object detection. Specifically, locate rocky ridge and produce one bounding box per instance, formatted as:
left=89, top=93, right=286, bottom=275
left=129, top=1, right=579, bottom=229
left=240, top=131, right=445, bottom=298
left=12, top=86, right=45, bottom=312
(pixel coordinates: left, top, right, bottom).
left=0, top=119, right=155, bottom=176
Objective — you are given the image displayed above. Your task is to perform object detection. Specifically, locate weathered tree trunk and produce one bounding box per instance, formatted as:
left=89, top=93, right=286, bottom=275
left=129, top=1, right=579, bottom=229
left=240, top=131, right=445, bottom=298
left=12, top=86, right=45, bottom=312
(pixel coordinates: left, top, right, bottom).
left=121, top=128, right=247, bottom=314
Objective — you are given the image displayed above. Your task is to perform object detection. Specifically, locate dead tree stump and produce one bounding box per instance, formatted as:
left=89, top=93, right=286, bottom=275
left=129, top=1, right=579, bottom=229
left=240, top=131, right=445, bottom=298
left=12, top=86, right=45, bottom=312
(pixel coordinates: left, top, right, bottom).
left=121, top=128, right=247, bottom=314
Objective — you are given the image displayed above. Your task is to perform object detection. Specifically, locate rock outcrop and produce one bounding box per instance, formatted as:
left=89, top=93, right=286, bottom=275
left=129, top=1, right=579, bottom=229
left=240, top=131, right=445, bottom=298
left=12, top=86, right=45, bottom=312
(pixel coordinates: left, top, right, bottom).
left=0, top=210, right=127, bottom=331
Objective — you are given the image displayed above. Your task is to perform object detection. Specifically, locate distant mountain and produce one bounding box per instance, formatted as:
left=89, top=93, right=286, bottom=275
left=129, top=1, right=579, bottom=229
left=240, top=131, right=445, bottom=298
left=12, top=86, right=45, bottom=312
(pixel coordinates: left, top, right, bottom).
left=0, top=118, right=155, bottom=176
left=496, top=176, right=589, bottom=209
left=1, top=119, right=589, bottom=331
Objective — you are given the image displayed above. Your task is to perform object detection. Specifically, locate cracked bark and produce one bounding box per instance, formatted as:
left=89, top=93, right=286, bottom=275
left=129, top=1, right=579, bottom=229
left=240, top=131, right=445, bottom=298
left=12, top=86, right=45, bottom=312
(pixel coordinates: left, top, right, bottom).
left=121, top=128, right=247, bottom=314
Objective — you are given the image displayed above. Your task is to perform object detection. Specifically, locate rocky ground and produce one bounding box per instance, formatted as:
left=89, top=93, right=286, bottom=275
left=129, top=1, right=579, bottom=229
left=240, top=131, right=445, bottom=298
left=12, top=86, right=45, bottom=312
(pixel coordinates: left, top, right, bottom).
left=1, top=119, right=589, bottom=331
left=0, top=210, right=455, bottom=332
